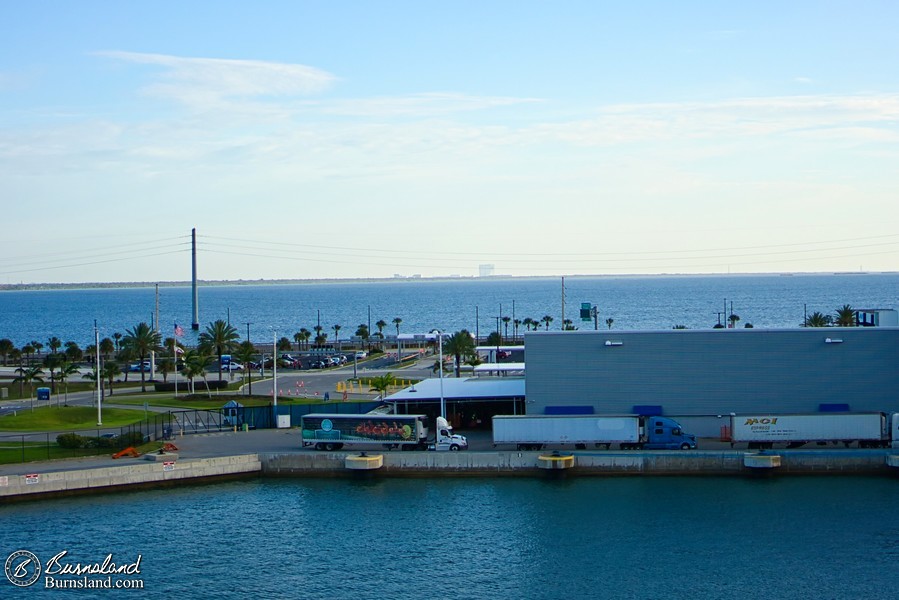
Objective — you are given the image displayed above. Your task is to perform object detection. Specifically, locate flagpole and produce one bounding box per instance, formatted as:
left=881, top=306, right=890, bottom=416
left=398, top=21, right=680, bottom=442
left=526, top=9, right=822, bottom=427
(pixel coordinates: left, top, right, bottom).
left=173, top=335, right=178, bottom=398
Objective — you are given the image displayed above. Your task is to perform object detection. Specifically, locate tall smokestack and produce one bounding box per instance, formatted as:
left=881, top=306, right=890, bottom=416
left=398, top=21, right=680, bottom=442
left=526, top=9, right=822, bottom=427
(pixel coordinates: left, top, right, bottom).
left=191, top=227, right=199, bottom=330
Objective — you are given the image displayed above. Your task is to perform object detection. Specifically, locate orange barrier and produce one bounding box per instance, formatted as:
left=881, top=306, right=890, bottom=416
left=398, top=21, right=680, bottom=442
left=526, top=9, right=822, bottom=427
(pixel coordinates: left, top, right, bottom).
left=112, top=446, right=141, bottom=459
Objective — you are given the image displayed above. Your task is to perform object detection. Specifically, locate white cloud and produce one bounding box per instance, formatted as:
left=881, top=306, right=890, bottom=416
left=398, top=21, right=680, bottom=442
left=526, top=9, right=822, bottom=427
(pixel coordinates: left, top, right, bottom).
left=321, top=92, right=541, bottom=117
left=95, top=51, right=338, bottom=103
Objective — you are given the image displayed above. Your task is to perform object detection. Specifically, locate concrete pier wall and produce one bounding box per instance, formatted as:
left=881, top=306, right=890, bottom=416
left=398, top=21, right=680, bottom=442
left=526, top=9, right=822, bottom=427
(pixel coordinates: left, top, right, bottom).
left=2, top=451, right=896, bottom=500
left=260, top=450, right=899, bottom=477
left=0, top=454, right=262, bottom=500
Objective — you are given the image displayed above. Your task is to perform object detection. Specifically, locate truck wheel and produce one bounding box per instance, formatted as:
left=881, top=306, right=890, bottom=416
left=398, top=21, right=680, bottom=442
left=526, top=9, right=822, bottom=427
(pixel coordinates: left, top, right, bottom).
left=450, top=444, right=460, bottom=451
left=314, top=443, right=325, bottom=451
left=680, top=443, right=691, bottom=450
left=323, top=442, right=335, bottom=451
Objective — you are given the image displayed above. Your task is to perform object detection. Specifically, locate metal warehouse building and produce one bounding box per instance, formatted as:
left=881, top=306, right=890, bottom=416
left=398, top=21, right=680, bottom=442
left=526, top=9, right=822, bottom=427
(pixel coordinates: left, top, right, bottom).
left=524, top=328, right=899, bottom=437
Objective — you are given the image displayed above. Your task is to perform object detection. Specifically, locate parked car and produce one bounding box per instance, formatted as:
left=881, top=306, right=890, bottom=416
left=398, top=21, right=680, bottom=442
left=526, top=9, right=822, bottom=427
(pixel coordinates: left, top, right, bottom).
left=128, top=361, right=152, bottom=372
left=354, top=351, right=368, bottom=359
left=221, top=362, right=244, bottom=372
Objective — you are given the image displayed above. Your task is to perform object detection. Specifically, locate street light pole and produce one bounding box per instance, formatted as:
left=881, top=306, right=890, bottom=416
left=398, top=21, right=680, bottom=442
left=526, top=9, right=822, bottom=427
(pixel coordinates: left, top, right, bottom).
left=95, top=320, right=102, bottom=425
left=272, top=330, right=278, bottom=408
left=436, top=330, right=445, bottom=420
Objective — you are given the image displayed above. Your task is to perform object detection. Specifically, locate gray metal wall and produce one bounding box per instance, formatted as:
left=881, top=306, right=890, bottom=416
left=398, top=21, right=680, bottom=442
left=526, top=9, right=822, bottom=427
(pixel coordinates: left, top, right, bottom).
left=525, top=328, right=899, bottom=416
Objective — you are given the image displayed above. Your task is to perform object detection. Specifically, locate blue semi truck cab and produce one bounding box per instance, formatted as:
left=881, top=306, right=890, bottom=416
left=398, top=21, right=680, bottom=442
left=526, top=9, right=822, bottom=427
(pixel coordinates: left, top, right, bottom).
left=625, top=416, right=697, bottom=450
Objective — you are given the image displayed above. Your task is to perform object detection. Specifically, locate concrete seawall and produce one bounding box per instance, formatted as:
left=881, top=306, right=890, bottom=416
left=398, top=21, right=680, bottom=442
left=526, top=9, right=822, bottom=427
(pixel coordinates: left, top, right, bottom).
left=261, top=450, right=899, bottom=477
left=2, top=450, right=897, bottom=500
left=0, top=454, right=262, bottom=501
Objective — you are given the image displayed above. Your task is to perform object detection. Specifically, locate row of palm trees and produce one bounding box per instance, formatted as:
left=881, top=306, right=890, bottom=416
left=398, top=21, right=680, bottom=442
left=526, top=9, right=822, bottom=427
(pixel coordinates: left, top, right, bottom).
left=802, top=304, right=859, bottom=328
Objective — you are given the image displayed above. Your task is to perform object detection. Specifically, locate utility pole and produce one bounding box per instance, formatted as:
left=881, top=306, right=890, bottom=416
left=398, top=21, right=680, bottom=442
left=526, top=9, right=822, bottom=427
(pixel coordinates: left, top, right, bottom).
left=561, top=276, right=566, bottom=331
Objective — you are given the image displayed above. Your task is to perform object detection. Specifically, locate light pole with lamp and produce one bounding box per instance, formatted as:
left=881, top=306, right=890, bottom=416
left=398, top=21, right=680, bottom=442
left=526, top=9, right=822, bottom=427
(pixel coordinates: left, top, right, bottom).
left=431, top=330, right=445, bottom=420
left=95, top=320, right=102, bottom=425
left=272, top=330, right=278, bottom=409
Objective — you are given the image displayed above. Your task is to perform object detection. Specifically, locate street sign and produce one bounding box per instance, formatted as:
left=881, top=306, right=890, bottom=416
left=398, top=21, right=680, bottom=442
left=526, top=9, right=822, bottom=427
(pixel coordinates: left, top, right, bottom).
left=580, top=303, right=592, bottom=321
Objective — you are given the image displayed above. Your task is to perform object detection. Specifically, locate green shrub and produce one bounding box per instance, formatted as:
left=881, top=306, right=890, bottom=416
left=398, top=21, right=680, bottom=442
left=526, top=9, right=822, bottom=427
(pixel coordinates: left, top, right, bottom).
left=56, top=433, right=86, bottom=449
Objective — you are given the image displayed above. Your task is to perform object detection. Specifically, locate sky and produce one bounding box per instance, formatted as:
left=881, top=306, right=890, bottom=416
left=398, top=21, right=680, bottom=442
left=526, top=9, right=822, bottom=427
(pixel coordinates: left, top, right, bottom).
left=2, top=0, right=899, bottom=284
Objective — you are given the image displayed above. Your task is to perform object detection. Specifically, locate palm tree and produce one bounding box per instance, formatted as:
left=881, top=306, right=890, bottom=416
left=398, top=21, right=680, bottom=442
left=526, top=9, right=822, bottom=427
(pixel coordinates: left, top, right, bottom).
left=605, top=317, right=614, bottom=330
left=728, top=314, right=741, bottom=329
left=313, top=325, right=324, bottom=346
left=513, top=319, right=522, bottom=342
left=30, top=340, right=43, bottom=358
left=21, top=344, right=34, bottom=364
left=368, top=372, right=396, bottom=398
left=541, top=315, right=554, bottom=330
left=522, top=317, right=533, bottom=333
left=157, top=357, right=176, bottom=383
left=332, top=324, right=342, bottom=350
left=302, top=328, right=312, bottom=350
left=99, top=337, right=115, bottom=361
left=112, top=332, right=122, bottom=353
left=182, top=349, right=214, bottom=396
left=122, top=322, right=162, bottom=392
left=443, top=330, right=476, bottom=377
left=392, top=317, right=402, bottom=336
left=64, top=341, right=83, bottom=363
left=501, top=317, right=511, bottom=341
left=43, top=353, right=63, bottom=393
left=356, top=324, right=370, bottom=350
left=13, top=365, right=44, bottom=409
left=375, top=319, right=387, bottom=340
left=294, top=331, right=304, bottom=352
left=198, top=319, right=239, bottom=382
left=803, top=312, right=831, bottom=327
left=834, top=304, right=856, bottom=327
left=102, top=362, right=121, bottom=396
left=47, top=336, right=62, bottom=355
left=562, top=319, right=576, bottom=330
left=234, top=341, right=257, bottom=396
left=0, top=339, right=13, bottom=366
left=56, top=361, right=81, bottom=406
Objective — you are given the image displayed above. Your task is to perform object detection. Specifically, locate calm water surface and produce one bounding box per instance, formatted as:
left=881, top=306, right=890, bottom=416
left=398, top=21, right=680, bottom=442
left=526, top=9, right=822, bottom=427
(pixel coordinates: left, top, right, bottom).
left=1, top=476, right=898, bottom=598
left=2, top=273, right=898, bottom=347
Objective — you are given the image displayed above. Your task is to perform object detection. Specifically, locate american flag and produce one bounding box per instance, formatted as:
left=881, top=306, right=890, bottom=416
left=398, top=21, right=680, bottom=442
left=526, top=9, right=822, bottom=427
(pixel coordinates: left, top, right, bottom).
left=174, top=323, right=184, bottom=337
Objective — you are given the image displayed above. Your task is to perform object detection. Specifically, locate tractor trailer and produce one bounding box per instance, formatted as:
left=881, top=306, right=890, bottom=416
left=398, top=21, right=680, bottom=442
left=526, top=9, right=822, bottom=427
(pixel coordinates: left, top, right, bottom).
left=728, top=412, right=899, bottom=449
left=492, top=415, right=697, bottom=451
left=301, top=413, right=467, bottom=451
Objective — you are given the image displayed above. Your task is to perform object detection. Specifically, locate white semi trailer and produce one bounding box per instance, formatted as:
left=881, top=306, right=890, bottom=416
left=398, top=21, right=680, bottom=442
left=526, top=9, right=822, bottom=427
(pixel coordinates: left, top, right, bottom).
left=492, top=415, right=697, bottom=451
left=729, top=413, right=898, bottom=449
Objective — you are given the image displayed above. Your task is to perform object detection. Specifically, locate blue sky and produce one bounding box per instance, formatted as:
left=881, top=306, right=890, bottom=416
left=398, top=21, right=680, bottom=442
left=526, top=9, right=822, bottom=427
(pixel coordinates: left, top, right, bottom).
left=2, top=1, right=899, bottom=283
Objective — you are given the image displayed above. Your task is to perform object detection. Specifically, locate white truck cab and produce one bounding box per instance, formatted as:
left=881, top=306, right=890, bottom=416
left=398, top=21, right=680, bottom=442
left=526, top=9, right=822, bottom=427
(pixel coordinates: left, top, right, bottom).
left=430, top=416, right=468, bottom=451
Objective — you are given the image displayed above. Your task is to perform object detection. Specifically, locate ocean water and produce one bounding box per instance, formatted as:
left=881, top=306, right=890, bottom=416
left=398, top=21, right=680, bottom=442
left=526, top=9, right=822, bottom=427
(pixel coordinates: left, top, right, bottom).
left=1, top=476, right=897, bottom=598
left=1, top=273, right=897, bottom=349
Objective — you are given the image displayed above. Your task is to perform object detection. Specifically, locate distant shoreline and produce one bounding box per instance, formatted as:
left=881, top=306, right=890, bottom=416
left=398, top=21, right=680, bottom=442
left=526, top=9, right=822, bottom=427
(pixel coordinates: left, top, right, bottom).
left=1, top=271, right=893, bottom=292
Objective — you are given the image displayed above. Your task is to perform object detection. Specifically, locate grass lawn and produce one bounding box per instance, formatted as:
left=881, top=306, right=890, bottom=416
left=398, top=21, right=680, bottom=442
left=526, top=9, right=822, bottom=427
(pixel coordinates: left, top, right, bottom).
left=0, top=406, right=148, bottom=432
left=110, top=393, right=343, bottom=410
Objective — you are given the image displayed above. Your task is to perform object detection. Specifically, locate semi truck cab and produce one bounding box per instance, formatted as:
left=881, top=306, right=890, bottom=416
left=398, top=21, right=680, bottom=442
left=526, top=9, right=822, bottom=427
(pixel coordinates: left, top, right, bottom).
left=643, top=416, right=697, bottom=450
left=430, top=417, right=468, bottom=451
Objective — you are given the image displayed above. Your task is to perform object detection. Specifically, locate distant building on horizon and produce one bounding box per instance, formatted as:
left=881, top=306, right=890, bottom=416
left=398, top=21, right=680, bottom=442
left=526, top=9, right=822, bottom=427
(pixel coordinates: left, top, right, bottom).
left=479, top=264, right=495, bottom=277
